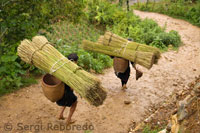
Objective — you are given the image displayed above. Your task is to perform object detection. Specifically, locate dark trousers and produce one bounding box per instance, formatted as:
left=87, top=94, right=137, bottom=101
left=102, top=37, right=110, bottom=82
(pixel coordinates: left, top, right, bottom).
left=115, top=66, right=130, bottom=86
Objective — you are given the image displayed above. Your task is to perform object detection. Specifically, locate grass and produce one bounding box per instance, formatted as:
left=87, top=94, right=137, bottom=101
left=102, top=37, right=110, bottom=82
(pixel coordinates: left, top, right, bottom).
left=132, top=0, right=200, bottom=27
left=142, top=125, right=162, bottom=133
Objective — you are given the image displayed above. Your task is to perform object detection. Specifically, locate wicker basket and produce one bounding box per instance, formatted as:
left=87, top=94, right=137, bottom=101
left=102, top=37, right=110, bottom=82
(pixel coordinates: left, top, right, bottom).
left=41, top=74, right=64, bottom=102
left=113, top=57, right=129, bottom=73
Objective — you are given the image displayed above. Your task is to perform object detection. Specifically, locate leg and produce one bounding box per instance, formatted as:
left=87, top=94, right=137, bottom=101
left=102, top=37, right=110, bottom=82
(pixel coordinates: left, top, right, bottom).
left=66, top=101, right=77, bottom=125
left=58, top=106, right=66, bottom=120
left=121, top=80, right=128, bottom=90
left=121, top=80, right=127, bottom=86
left=119, top=67, right=130, bottom=90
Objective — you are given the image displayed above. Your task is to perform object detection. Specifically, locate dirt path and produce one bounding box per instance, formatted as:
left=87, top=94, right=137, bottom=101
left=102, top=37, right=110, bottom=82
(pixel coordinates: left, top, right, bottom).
left=0, top=11, right=200, bottom=133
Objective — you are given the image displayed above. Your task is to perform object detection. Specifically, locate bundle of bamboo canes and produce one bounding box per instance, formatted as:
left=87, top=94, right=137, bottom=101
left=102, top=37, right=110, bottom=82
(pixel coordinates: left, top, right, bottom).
left=82, top=31, right=161, bottom=69
left=17, top=36, right=107, bottom=106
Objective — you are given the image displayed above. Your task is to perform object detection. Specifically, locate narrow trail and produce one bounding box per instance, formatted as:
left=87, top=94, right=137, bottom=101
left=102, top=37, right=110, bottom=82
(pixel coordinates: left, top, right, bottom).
left=0, top=11, right=200, bottom=133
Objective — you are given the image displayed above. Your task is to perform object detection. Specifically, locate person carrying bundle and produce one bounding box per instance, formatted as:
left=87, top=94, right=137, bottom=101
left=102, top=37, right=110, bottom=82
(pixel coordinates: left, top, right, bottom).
left=82, top=31, right=161, bottom=70
left=112, top=39, right=143, bottom=90
left=56, top=53, right=78, bottom=125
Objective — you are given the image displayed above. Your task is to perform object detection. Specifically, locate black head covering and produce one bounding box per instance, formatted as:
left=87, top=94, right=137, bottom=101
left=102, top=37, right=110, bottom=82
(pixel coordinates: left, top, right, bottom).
left=127, top=38, right=133, bottom=41
left=67, top=53, right=78, bottom=61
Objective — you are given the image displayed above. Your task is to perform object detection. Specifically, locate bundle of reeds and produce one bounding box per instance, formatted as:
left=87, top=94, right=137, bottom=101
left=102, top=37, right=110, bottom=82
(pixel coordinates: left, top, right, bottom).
left=82, top=31, right=161, bottom=69
left=82, top=40, right=155, bottom=69
left=17, top=36, right=107, bottom=106
left=103, top=32, right=160, bottom=59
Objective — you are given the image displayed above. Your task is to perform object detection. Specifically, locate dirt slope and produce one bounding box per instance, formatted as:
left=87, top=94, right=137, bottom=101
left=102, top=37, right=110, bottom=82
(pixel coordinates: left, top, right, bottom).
left=0, top=10, right=200, bottom=133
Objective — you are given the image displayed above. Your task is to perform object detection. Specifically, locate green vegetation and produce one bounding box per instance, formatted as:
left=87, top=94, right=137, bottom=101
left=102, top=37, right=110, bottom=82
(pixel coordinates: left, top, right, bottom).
left=84, top=130, right=93, bottom=133
left=0, top=0, right=182, bottom=96
left=44, top=21, right=112, bottom=73
left=142, top=125, right=162, bottom=133
left=133, top=0, right=200, bottom=27
left=87, top=0, right=181, bottom=50
left=0, top=0, right=86, bottom=95
left=110, top=18, right=181, bottom=51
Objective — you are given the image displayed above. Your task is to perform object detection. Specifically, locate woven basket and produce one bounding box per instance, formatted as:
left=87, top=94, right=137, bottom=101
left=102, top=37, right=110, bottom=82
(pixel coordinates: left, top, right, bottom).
left=41, top=74, right=64, bottom=102
left=113, top=57, right=129, bottom=73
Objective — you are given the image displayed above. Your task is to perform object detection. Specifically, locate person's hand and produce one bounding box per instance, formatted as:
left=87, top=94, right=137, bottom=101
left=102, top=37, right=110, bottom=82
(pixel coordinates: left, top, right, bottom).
left=136, top=69, right=143, bottom=80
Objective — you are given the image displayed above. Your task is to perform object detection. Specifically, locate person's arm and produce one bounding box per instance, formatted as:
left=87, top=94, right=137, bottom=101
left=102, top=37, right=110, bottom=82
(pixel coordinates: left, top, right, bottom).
left=131, top=61, right=143, bottom=80
left=130, top=61, right=136, bottom=70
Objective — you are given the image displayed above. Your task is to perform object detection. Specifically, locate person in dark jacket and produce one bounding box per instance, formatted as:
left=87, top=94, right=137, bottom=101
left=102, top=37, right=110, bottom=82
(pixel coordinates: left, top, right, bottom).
left=112, top=38, right=143, bottom=90
left=56, top=53, right=78, bottom=125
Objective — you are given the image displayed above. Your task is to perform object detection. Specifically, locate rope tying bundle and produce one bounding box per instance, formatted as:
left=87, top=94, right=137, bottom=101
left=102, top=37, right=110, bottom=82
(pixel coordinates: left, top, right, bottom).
left=49, top=58, right=83, bottom=74
left=49, top=57, right=68, bottom=74
left=122, top=41, right=130, bottom=55
left=107, top=33, right=113, bottom=46
left=134, top=43, right=140, bottom=62
left=30, top=42, right=49, bottom=64
left=113, top=40, right=140, bottom=63
left=113, top=40, right=130, bottom=55
left=29, top=41, right=82, bottom=75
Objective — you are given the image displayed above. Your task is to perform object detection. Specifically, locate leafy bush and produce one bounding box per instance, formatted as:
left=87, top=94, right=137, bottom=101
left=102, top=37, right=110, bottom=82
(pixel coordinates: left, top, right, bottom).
left=133, top=0, right=200, bottom=27
left=0, top=0, right=86, bottom=94
left=0, top=42, right=38, bottom=95
left=0, top=0, right=86, bottom=44
left=108, top=14, right=181, bottom=49
left=86, top=0, right=126, bottom=25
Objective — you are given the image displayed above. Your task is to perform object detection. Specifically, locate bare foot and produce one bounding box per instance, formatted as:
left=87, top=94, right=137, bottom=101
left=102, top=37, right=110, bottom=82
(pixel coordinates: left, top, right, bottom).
left=66, top=119, right=76, bottom=126
left=121, top=84, right=127, bottom=90
left=58, top=116, right=65, bottom=120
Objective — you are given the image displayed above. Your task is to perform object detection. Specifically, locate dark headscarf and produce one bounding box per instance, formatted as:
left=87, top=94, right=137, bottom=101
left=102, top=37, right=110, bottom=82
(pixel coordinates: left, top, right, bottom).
left=127, top=38, right=133, bottom=41
left=67, top=53, right=79, bottom=61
